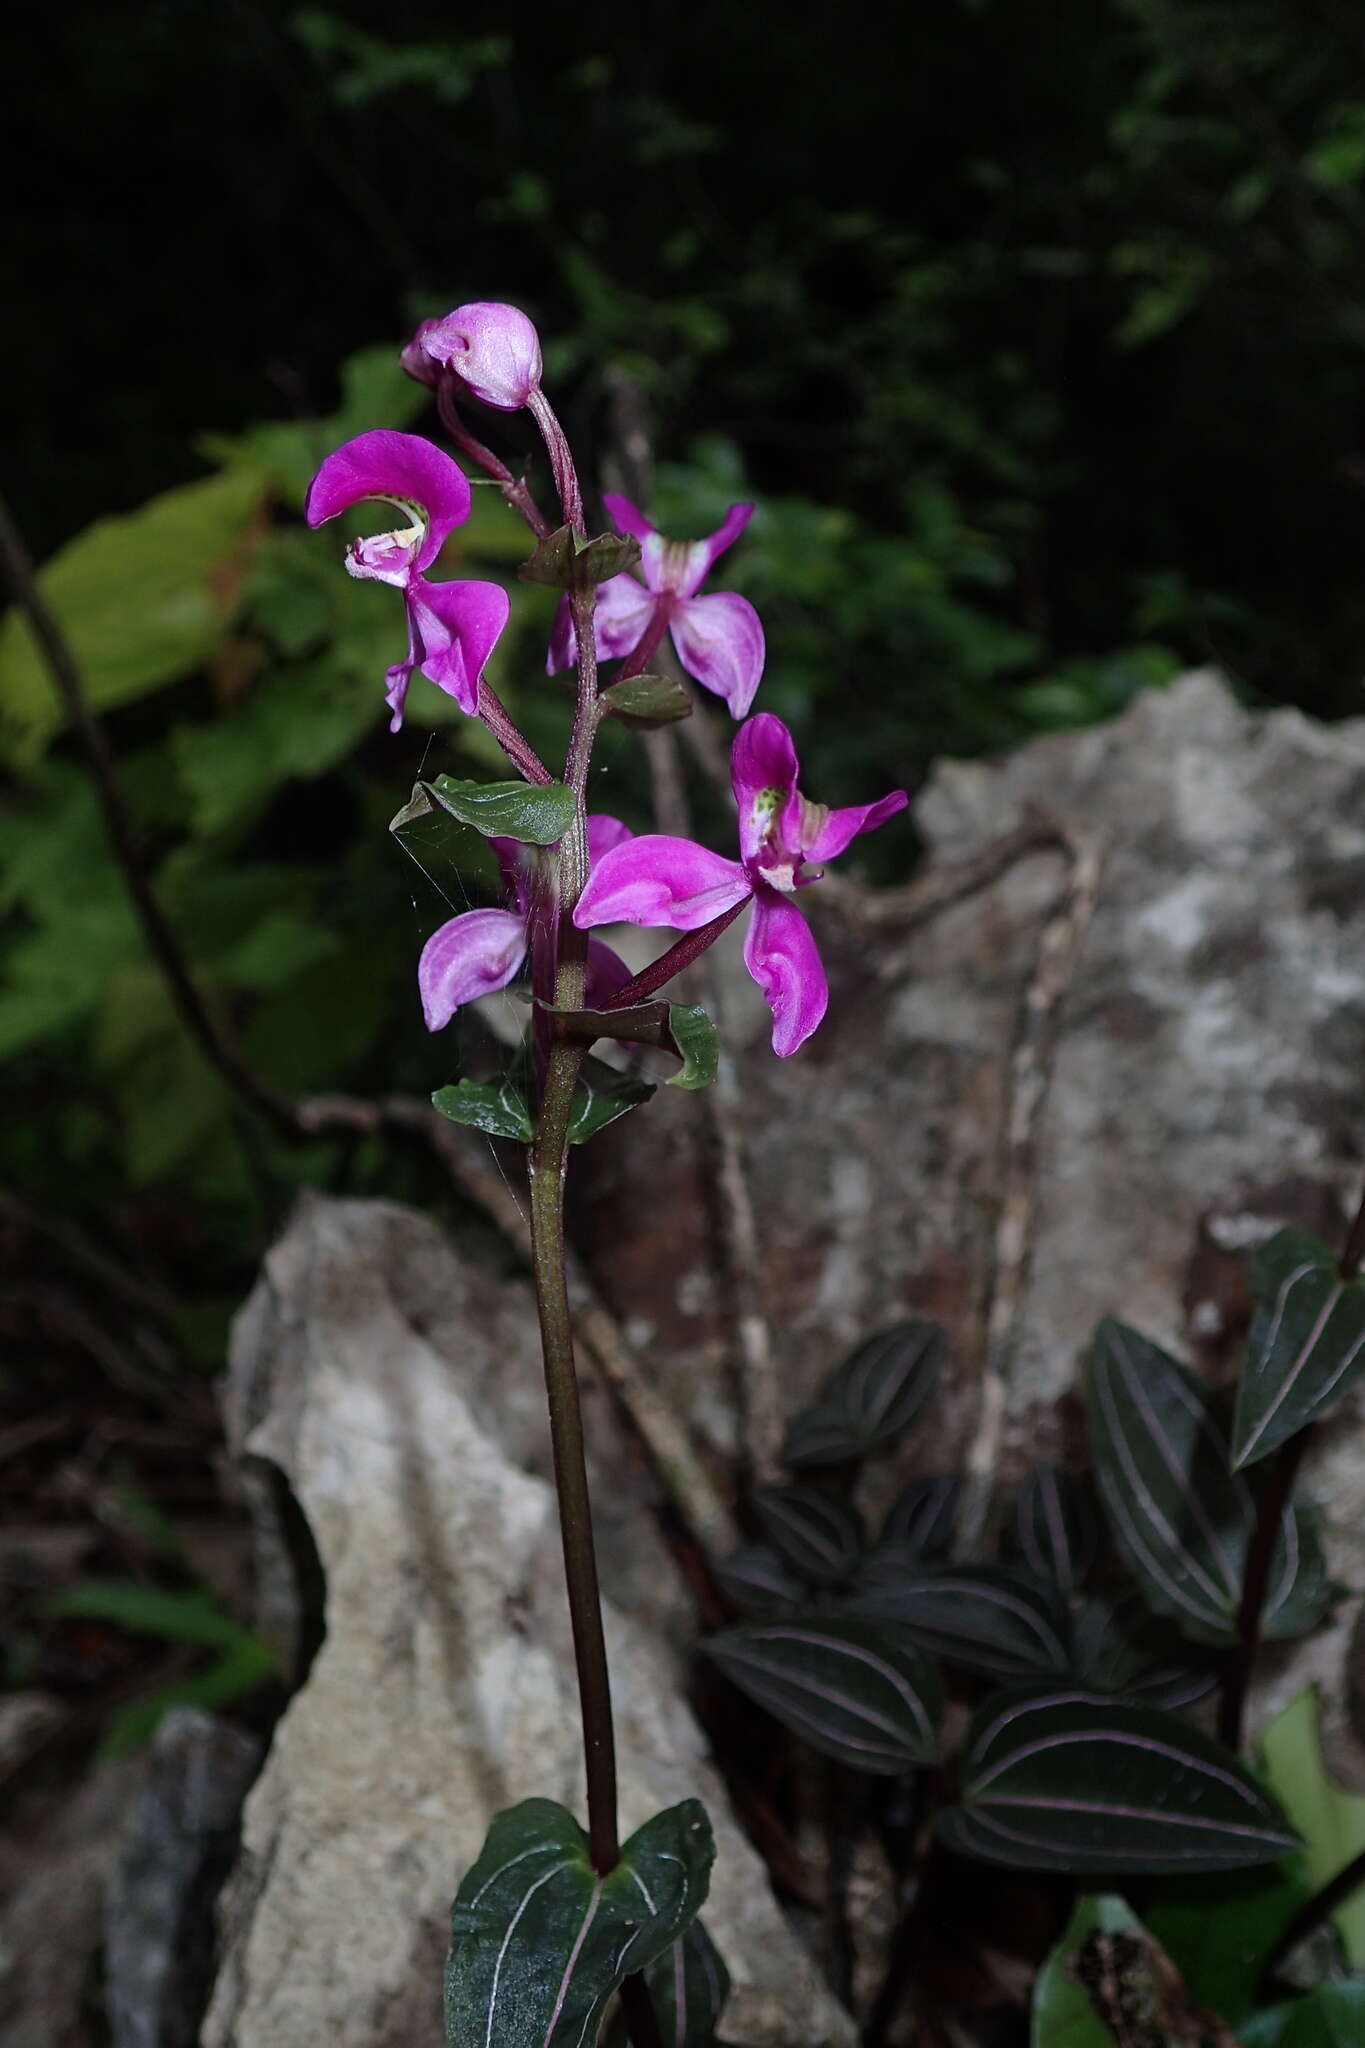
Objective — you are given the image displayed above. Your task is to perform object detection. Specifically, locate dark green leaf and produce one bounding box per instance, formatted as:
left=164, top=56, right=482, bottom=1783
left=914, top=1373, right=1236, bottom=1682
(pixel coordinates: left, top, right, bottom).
left=1085, top=1320, right=1331, bottom=1646
left=567, top=1056, right=655, bottom=1143
left=432, top=1073, right=533, bottom=1142
left=782, top=1322, right=945, bottom=1467
left=1233, top=1228, right=1365, bottom=1467
left=517, top=524, right=643, bottom=588
left=49, top=1580, right=273, bottom=1657
left=752, top=1485, right=863, bottom=1585
left=1067, top=1596, right=1218, bottom=1710
left=604, top=1921, right=731, bottom=2048
left=714, top=1543, right=808, bottom=1616
left=665, top=1003, right=719, bottom=1090
left=418, top=774, right=577, bottom=846
left=704, top=1615, right=942, bottom=1775
left=1005, top=1464, right=1098, bottom=1597
left=599, top=673, right=694, bottom=727
left=848, top=1558, right=1071, bottom=1682
left=444, top=1797, right=714, bottom=2048
left=879, top=1475, right=959, bottom=1557
left=937, top=1686, right=1299, bottom=1874
left=1031, top=1892, right=1144, bottom=2048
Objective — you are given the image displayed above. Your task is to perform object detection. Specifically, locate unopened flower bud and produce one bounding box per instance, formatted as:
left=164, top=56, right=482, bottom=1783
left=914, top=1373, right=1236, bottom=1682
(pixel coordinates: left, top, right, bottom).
left=399, top=317, right=443, bottom=389
left=419, top=301, right=543, bottom=411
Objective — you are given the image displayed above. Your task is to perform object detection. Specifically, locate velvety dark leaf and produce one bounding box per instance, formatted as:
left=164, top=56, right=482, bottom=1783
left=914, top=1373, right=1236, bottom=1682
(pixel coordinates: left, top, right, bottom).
left=704, top=1615, right=943, bottom=1775
left=782, top=1322, right=945, bottom=1467
left=713, top=1544, right=807, bottom=1616
left=752, top=1485, right=863, bottom=1585
left=444, top=1796, right=713, bottom=2048
left=1068, top=1595, right=1218, bottom=1710
left=1005, top=1464, right=1098, bottom=1597
left=420, top=773, right=578, bottom=845
left=1085, top=1319, right=1332, bottom=1646
left=604, top=1921, right=730, bottom=2048
left=847, top=1557, right=1072, bottom=1681
left=879, top=1474, right=960, bottom=1558
left=517, top=524, right=643, bottom=588
left=566, top=1056, right=655, bottom=1143
left=432, top=1073, right=533, bottom=1142
left=599, top=673, right=694, bottom=727
left=1233, top=1228, right=1365, bottom=1468
left=936, top=1687, right=1299, bottom=1875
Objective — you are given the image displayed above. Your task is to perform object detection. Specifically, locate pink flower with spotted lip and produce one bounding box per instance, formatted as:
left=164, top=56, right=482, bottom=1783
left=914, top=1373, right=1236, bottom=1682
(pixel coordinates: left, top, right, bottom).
left=419, top=816, right=635, bottom=1032
left=305, top=429, right=510, bottom=732
left=547, top=493, right=765, bottom=719
left=572, top=715, right=907, bottom=1056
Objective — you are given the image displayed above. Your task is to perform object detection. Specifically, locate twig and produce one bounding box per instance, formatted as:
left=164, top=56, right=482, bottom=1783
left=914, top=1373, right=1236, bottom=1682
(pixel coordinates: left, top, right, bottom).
left=955, top=828, right=1103, bottom=1556
left=0, top=484, right=297, bottom=1136
left=1260, top=1839, right=1365, bottom=1993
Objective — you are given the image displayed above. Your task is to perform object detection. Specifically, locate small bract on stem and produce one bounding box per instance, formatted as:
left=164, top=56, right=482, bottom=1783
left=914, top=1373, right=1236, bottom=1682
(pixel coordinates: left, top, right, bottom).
left=308, top=296, right=906, bottom=2047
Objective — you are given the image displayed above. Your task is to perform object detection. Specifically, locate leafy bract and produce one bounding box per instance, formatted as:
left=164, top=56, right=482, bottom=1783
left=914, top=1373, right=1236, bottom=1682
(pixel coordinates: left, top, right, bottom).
left=1233, top=1228, right=1365, bottom=1467
left=599, top=673, right=693, bottom=727
left=566, top=1056, right=655, bottom=1142
left=848, top=1558, right=1072, bottom=1682
left=937, top=1686, right=1299, bottom=1875
left=444, top=1797, right=713, bottom=2048
left=1086, top=1320, right=1331, bottom=1645
left=517, top=525, right=642, bottom=588
left=782, top=1321, right=944, bottom=1467
left=420, top=773, right=578, bottom=846
left=704, top=1615, right=942, bottom=1775
left=432, top=1074, right=533, bottom=1142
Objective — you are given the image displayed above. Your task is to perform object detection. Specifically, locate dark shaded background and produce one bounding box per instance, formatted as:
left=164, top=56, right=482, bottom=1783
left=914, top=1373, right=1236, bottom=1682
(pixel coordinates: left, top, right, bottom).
left=5, top=0, right=1365, bottom=1888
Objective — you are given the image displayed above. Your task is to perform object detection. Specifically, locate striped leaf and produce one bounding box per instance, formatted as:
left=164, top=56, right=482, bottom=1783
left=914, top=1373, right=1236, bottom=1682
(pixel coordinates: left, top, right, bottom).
left=782, top=1322, right=944, bottom=1467
left=847, top=1556, right=1072, bottom=1682
left=1233, top=1228, right=1365, bottom=1468
left=1005, top=1464, right=1098, bottom=1597
left=937, top=1687, right=1299, bottom=1875
left=714, top=1543, right=807, bottom=1616
left=752, top=1485, right=864, bottom=1586
left=1068, top=1595, right=1218, bottom=1711
left=604, top=1921, right=731, bottom=2047
left=444, top=1797, right=713, bottom=2048
left=704, top=1615, right=943, bottom=1775
left=879, top=1474, right=960, bottom=1558
left=1086, top=1320, right=1332, bottom=1646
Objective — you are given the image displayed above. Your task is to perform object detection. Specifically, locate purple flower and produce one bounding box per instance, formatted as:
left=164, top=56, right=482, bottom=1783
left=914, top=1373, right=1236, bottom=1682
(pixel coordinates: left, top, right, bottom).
left=547, top=493, right=765, bottom=719
left=572, top=715, right=907, bottom=1056
left=306, top=429, right=510, bottom=732
left=419, top=815, right=634, bottom=1032
left=417, top=301, right=543, bottom=411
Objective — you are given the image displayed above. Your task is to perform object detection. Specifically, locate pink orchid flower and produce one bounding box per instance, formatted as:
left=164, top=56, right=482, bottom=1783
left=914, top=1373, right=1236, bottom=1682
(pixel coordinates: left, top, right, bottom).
left=572, top=715, right=907, bottom=1056
left=306, top=429, right=510, bottom=733
left=547, top=493, right=765, bottom=719
left=419, top=816, right=635, bottom=1032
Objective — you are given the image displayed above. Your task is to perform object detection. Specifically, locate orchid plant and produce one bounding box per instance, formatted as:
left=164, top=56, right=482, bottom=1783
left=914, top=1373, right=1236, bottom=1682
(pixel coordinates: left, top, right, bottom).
left=307, top=298, right=905, bottom=2048
left=306, top=304, right=1363, bottom=2048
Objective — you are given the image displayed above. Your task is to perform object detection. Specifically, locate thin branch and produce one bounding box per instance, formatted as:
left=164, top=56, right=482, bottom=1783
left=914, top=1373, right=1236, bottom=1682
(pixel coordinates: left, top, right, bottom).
left=0, top=484, right=297, bottom=1135
left=1260, top=1840, right=1365, bottom=1993
left=955, top=828, right=1103, bottom=1556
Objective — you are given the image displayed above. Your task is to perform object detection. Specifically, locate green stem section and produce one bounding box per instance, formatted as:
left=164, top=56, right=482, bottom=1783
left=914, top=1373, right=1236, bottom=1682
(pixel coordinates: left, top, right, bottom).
left=528, top=1032, right=619, bottom=1873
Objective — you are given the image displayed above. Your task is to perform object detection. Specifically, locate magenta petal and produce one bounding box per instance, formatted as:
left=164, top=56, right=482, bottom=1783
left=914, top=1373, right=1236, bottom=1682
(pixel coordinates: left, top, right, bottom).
left=544, top=576, right=655, bottom=673
left=586, top=813, right=635, bottom=866
left=305, top=430, right=472, bottom=572
left=679, top=502, right=755, bottom=598
left=600, top=492, right=657, bottom=548
left=410, top=579, right=510, bottom=716
left=584, top=937, right=633, bottom=1006
left=670, top=592, right=765, bottom=718
left=803, top=789, right=910, bottom=864
left=418, top=908, right=528, bottom=1031
left=743, top=888, right=829, bottom=1056
left=573, top=836, right=750, bottom=932
left=730, top=711, right=800, bottom=863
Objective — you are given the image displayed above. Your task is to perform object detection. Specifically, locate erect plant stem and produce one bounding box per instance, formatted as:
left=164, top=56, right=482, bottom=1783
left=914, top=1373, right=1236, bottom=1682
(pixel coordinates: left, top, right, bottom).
left=1218, top=1428, right=1311, bottom=1751
left=527, top=1033, right=619, bottom=1872
left=435, top=379, right=550, bottom=538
